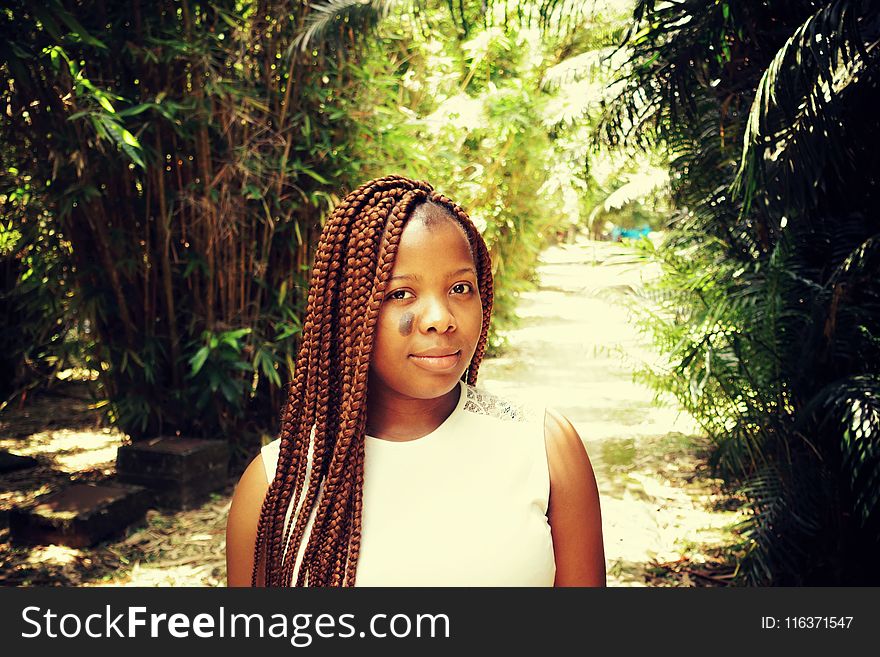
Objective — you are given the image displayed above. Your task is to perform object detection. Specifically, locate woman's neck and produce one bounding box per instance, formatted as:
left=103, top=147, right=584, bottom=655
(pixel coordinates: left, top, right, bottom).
left=364, top=382, right=460, bottom=442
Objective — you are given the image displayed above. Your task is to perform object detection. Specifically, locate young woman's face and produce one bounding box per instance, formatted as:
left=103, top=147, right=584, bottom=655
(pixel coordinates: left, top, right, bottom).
left=368, top=209, right=483, bottom=401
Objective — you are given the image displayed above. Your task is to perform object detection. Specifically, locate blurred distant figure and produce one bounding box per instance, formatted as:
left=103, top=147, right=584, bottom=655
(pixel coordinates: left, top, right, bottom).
left=611, top=224, right=651, bottom=242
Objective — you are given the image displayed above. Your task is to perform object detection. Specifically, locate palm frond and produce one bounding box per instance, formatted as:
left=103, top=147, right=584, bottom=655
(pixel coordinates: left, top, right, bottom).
left=290, top=0, right=398, bottom=55
left=735, top=0, right=880, bottom=215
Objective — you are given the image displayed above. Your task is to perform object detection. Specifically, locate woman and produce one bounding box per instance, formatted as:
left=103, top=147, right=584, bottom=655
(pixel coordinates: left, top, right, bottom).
left=226, top=175, right=605, bottom=586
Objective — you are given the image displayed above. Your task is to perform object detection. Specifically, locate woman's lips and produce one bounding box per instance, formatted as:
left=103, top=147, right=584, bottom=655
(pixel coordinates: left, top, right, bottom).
left=409, top=350, right=461, bottom=372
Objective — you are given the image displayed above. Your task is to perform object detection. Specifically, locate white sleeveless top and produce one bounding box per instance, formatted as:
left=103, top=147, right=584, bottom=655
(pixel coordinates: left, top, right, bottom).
left=260, top=379, right=556, bottom=586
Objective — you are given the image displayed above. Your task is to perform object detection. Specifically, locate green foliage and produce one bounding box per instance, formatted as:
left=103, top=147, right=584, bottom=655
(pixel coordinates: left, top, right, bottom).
left=342, top=6, right=623, bottom=353
left=608, top=0, right=880, bottom=584
left=1, top=0, right=643, bottom=456
left=0, top=166, right=81, bottom=403
left=0, top=1, right=374, bottom=444
left=187, top=328, right=253, bottom=417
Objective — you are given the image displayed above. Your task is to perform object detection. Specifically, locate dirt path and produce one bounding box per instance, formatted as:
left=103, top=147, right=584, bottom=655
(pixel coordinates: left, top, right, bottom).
left=477, top=236, right=742, bottom=586
left=0, top=236, right=741, bottom=587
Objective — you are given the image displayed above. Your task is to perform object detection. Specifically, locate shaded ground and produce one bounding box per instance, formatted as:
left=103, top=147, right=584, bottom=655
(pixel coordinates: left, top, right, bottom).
left=0, top=235, right=743, bottom=587
left=0, top=381, right=230, bottom=586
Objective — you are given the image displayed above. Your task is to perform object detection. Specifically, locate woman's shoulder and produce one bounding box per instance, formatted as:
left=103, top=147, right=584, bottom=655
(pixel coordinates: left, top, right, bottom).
left=229, top=451, right=271, bottom=518
left=541, top=407, right=606, bottom=586
left=226, top=451, right=271, bottom=586
left=543, top=407, right=585, bottom=459
left=461, top=384, right=592, bottom=480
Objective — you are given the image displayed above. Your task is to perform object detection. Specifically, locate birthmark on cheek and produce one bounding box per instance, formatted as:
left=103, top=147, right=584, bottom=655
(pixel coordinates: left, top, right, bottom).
left=398, top=311, right=414, bottom=336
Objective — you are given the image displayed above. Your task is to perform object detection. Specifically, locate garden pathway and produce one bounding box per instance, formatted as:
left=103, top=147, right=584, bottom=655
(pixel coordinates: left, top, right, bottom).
left=477, top=234, right=741, bottom=586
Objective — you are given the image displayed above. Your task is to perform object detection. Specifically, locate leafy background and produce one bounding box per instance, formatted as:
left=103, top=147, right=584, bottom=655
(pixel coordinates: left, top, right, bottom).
left=1, top=0, right=878, bottom=584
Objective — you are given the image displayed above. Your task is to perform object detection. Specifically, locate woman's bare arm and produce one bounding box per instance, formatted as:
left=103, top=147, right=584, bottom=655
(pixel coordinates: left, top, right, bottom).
left=544, top=407, right=606, bottom=586
left=225, top=453, right=270, bottom=587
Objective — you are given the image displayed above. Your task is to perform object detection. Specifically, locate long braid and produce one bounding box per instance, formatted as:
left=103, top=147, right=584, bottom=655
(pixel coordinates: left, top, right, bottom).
left=297, top=190, right=416, bottom=585
left=251, top=175, right=493, bottom=586
left=283, top=185, right=408, bottom=586
left=284, top=190, right=377, bottom=586
left=303, top=190, right=421, bottom=585
left=282, top=201, right=350, bottom=586
left=260, top=177, right=428, bottom=587
left=300, top=196, right=385, bottom=584
left=275, top=187, right=352, bottom=586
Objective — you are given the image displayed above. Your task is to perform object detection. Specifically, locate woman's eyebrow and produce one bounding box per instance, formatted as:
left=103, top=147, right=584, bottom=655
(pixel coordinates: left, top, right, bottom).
left=389, top=267, right=477, bottom=283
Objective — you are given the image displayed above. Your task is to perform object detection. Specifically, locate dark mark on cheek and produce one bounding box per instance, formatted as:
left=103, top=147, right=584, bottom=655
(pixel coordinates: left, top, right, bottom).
left=399, top=311, right=414, bottom=336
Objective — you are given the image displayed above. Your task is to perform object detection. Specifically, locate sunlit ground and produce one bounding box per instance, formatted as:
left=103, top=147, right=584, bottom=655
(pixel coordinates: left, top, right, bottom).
left=0, top=383, right=231, bottom=587
left=0, top=428, right=123, bottom=473
left=479, top=235, right=744, bottom=586
left=26, top=544, right=81, bottom=565
left=0, top=391, right=127, bottom=521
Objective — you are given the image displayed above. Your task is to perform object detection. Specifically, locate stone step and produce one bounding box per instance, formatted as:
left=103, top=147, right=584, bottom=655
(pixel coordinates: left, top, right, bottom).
left=0, top=450, right=39, bottom=474
left=10, top=482, right=150, bottom=548
left=116, top=437, right=229, bottom=510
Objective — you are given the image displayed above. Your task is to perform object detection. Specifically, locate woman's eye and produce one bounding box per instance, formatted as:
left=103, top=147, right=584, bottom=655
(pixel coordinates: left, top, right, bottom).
left=388, top=289, right=412, bottom=301
left=452, top=282, right=474, bottom=294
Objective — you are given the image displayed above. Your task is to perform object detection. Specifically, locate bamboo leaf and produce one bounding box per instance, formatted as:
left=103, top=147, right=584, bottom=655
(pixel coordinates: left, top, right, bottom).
left=189, top=346, right=210, bottom=376
left=297, top=166, right=331, bottom=185
left=49, top=0, right=108, bottom=49
left=97, top=94, right=115, bottom=113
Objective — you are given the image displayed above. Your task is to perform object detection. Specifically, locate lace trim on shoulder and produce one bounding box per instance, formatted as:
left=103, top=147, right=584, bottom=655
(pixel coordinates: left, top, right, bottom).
left=462, top=384, right=534, bottom=423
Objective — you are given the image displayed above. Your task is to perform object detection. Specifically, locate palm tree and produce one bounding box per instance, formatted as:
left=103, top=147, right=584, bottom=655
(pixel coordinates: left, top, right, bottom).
left=603, top=0, right=880, bottom=584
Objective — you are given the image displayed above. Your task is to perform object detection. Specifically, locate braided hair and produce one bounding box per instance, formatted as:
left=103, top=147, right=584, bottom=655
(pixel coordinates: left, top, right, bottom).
left=252, top=175, right=494, bottom=586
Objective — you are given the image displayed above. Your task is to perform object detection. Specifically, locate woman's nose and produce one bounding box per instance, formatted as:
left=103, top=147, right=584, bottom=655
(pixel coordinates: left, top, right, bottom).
left=419, top=295, right=456, bottom=333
